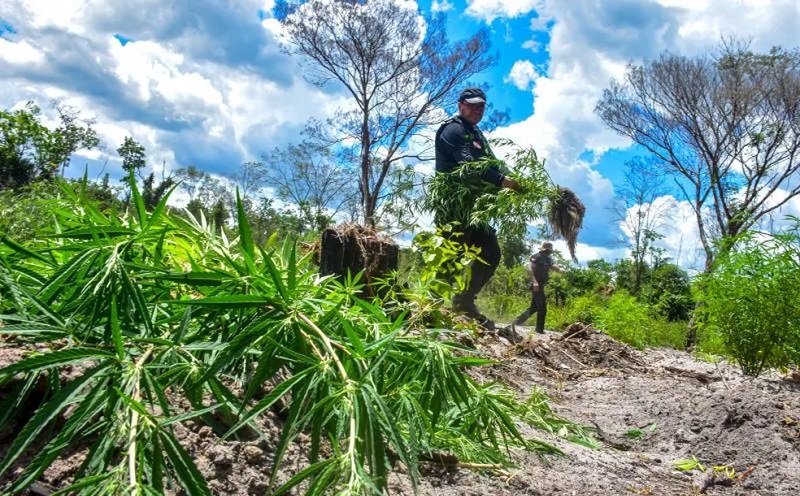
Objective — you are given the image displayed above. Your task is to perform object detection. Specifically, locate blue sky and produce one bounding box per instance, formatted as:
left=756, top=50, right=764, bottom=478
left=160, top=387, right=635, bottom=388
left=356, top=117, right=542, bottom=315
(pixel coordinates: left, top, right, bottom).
left=2, top=0, right=799, bottom=270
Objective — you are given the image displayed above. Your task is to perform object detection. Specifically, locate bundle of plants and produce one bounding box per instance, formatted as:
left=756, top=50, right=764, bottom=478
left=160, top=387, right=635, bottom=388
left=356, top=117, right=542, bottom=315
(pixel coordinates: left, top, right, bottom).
left=424, top=145, right=585, bottom=257
left=0, top=179, right=591, bottom=495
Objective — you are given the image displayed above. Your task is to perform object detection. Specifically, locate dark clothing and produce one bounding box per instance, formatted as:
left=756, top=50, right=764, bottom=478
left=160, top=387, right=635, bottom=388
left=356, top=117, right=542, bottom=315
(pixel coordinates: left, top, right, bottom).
left=531, top=251, right=555, bottom=284
left=458, top=225, right=501, bottom=298
left=434, top=116, right=506, bottom=303
left=513, top=250, right=556, bottom=333
left=435, top=116, right=506, bottom=188
left=514, top=288, right=547, bottom=333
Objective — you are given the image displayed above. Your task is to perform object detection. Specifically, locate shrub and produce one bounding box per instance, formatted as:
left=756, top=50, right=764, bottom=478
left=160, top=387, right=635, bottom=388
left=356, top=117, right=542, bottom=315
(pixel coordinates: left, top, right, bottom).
left=595, top=293, right=687, bottom=350
left=564, top=293, right=606, bottom=326
left=698, top=230, right=800, bottom=376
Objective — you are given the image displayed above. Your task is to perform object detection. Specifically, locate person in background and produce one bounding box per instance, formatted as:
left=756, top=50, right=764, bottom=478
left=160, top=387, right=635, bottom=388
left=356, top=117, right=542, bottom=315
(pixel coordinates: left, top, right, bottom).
left=434, top=87, right=520, bottom=330
left=513, top=242, right=563, bottom=333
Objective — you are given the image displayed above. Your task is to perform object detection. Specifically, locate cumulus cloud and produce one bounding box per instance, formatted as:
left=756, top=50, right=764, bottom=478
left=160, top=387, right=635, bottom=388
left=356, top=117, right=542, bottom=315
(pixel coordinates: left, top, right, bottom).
left=479, top=0, right=799, bottom=266
left=0, top=0, right=340, bottom=180
left=2, top=0, right=798, bottom=266
left=465, top=0, right=541, bottom=23
left=505, top=60, right=540, bottom=90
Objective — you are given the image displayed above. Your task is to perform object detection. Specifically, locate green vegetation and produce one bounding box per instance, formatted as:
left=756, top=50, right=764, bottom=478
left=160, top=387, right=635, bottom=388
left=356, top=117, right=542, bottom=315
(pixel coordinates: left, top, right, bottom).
left=477, top=255, right=693, bottom=351
left=424, top=146, right=555, bottom=240
left=697, top=225, right=800, bottom=376
left=0, top=179, right=591, bottom=495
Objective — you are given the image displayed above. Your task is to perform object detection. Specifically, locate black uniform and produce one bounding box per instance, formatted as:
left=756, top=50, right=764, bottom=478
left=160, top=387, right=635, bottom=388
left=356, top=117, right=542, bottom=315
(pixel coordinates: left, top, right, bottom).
left=513, top=250, right=556, bottom=333
left=434, top=115, right=508, bottom=308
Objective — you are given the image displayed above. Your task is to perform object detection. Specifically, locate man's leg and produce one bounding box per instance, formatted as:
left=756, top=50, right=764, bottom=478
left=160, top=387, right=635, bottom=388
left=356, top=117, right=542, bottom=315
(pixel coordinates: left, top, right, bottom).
left=513, top=291, right=537, bottom=325
left=534, top=289, right=547, bottom=333
left=463, top=226, right=501, bottom=296
left=452, top=227, right=500, bottom=330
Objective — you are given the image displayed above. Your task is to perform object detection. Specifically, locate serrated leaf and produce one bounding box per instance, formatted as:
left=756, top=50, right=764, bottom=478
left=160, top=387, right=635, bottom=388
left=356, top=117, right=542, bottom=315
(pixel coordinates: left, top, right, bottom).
left=0, top=362, right=110, bottom=477
left=149, top=271, right=227, bottom=286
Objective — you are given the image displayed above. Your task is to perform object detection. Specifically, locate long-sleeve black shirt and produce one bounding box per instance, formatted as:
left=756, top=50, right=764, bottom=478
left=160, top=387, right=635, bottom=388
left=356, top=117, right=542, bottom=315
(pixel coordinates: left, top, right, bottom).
left=434, top=116, right=507, bottom=188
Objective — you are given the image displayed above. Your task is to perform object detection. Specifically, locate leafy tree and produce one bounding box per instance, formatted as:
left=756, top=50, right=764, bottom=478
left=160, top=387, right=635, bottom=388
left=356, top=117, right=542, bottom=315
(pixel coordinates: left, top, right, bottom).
left=567, top=259, right=613, bottom=294
left=597, top=40, right=800, bottom=272
left=116, top=137, right=175, bottom=210
left=278, top=0, right=495, bottom=227
left=174, top=165, right=209, bottom=201
left=116, top=136, right=147, bottom=176
left=499, top=229, right=529, bottom=269
left=245, top=196, right=305, bottom=245
left=0, top=102, right=98, bottom=189
left=50, top=103, right=101, bottom=175
left=141, top=172, right=176, bottom=211
left=640, top=263, right=693, bottom=321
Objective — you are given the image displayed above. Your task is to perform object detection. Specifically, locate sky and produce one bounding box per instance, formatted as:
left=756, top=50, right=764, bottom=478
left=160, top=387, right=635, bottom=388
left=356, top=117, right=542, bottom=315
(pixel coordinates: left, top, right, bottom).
left=1, top=0, right=799, bottom=271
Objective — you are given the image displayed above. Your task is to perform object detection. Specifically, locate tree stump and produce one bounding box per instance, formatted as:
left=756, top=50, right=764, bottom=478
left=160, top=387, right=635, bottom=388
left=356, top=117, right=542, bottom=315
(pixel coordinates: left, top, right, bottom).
left=318, top=224, right=398, bottom=297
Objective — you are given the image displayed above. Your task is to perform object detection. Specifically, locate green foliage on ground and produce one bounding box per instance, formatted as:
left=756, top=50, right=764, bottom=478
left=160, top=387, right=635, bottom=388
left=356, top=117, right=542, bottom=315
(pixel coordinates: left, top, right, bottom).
left=0, top=179, right=589, bottom=495
left=696, top=225, right=800, bottom=377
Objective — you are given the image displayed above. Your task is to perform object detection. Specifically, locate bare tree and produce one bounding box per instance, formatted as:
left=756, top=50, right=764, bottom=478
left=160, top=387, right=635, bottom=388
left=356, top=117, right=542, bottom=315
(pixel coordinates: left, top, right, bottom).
left=259, top=137, right=358, bottom=233
left=278, top=0, right=495, bottom=228
left=597, top=40, right=800, bottom=273
left=613, top=157, right=673, bottom=293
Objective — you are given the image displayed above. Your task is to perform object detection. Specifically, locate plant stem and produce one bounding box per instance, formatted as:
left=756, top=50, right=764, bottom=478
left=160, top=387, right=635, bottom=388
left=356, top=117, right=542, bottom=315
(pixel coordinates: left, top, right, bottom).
left=128, top=347, right=153, bottom=492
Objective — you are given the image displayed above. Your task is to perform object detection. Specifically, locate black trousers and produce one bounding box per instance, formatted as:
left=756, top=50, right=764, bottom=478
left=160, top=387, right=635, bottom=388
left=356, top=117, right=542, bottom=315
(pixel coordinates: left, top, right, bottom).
left=514, top=286, right=547, bottom=332
left=442, top=225, right=501, bottom=299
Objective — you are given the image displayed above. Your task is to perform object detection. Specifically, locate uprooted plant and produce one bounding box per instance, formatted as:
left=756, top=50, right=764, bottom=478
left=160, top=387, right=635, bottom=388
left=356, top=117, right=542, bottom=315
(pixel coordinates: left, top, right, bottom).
left=0, top=178, right=593, bottom=495
left=423, top=144, right=585, bottom=259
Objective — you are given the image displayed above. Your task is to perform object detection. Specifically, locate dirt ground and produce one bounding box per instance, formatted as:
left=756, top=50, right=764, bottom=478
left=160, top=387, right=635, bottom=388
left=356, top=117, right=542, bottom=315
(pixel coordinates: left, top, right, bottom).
left=2, top=324, right=799, bottom=495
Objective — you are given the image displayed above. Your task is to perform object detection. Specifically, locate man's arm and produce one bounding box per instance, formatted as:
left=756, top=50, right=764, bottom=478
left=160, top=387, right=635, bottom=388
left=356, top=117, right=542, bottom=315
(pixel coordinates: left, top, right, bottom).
left=439, top=123, right=516, bottom=189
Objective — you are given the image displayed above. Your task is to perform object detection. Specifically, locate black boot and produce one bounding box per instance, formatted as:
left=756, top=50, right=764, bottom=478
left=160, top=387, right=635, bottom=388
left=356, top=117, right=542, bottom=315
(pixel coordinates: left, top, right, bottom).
left=452, top=293, right=494, bottom=331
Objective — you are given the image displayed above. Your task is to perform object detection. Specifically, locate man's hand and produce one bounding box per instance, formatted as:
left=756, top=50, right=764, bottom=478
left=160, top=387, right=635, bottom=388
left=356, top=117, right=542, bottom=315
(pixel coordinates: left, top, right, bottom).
left=501, top=177, right=521, bottom=192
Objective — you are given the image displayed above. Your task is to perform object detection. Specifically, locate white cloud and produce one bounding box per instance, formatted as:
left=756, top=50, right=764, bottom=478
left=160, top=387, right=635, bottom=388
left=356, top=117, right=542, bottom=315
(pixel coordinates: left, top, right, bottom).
left=466, top=0, right=542, bottom=23
left=480, top=0, right=799, bottom=264
left=505, top=60, right=540, bottom=90
left=521, top=39, right=543, bottom=52
left=431, top=0, right=454, bottom=13
left=552, top=239, right=628, bottom=265
left=0, top=39, right=45, bottom=64
left=0, top=0, right=349, bottom=181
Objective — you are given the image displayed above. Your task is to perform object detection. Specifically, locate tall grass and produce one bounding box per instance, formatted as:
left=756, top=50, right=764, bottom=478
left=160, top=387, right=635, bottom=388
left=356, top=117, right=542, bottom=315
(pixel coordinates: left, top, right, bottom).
left=0, top=180, right=578, bottom=495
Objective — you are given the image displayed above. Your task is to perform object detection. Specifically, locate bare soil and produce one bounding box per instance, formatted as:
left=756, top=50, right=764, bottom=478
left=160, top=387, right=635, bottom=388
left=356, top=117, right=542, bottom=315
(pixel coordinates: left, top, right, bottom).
left=2, top=325, right=799, bottom=495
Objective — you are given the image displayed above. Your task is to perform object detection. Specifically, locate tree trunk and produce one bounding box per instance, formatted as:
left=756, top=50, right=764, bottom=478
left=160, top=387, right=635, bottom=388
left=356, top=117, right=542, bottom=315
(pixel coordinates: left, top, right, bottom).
left=318, top=224, right=398, bottom=297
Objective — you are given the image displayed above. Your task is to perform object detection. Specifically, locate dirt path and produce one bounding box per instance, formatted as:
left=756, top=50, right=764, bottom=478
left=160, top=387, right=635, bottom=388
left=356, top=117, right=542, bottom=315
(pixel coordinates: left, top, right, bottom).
left=390, top=325, right=800, bottom=496
left=2, top=326, right=799, bottom=495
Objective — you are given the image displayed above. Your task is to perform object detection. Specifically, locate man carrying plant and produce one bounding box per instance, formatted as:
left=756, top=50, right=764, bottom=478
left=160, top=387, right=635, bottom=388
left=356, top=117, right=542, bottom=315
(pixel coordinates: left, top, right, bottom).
left=433, top=87, right=520, bottom=330
left=513, top=242, right=563, bottom=333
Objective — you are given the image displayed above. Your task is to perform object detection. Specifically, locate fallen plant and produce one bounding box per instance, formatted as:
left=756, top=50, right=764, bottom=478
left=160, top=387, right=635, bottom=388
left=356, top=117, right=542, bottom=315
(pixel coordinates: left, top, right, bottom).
left=0, top=178, right=581, bottom=495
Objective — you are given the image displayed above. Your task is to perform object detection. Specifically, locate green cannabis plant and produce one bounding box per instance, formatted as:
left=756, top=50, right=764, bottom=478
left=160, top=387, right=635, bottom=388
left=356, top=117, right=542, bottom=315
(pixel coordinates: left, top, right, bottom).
left=0, top=178, right=588, bottom=495
left=424, top=144, right=585, bottom=259
left=697, top=223, right=800, bottom=376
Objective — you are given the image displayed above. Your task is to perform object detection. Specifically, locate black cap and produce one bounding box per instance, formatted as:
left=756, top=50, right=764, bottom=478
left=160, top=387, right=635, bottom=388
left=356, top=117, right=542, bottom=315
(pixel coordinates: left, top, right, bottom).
left=459, top=87, right=487, bottom=104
